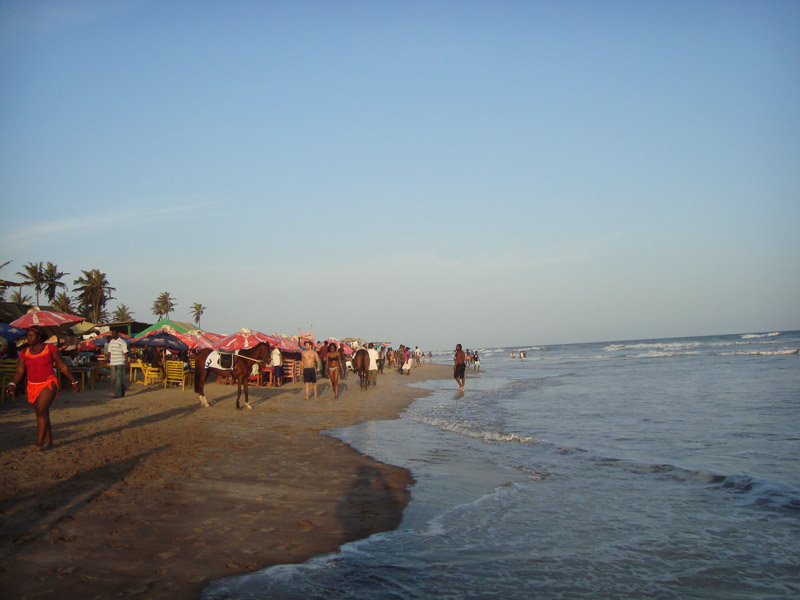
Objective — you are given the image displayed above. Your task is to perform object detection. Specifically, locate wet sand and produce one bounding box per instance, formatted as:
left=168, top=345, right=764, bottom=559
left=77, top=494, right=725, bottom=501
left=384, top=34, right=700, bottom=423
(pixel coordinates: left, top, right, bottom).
left=0, top=362, right=452, bottom=599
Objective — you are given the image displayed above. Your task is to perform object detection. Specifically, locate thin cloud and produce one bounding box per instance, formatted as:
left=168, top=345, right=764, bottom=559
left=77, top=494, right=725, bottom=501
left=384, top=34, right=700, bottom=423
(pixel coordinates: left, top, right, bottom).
left=0, top=200, right=213, bottom=247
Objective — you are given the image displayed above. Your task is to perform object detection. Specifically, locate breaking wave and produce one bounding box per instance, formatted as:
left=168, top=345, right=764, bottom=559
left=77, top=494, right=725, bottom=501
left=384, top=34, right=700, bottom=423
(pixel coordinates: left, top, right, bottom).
left=740, top=332, right=782, bottom=339
left=718, top=348, right=798, bottom=356
left=412, top=415, right=535, bottom=444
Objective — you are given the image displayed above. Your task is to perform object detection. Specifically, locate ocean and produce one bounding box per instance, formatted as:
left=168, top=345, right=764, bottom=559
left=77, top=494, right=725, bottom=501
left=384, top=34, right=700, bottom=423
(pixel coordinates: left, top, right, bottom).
left=203, top=331, right=800, bottom=600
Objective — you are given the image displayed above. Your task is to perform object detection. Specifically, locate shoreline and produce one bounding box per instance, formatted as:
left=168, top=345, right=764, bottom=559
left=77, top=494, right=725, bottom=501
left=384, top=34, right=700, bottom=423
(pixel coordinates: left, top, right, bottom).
left=0, top=362, right=454, bottom=599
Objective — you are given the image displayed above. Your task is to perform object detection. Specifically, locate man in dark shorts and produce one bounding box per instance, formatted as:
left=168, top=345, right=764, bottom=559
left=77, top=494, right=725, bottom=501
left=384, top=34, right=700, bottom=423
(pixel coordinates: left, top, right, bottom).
left=454, top=343, right=466, bottom=391
left=301, top=341, right=321, bottom=400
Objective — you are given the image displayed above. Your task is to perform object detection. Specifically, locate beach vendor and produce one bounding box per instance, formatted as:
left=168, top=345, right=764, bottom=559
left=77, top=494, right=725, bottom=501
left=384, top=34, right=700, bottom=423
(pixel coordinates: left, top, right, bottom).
left=6, top=327, right=80, bottom=450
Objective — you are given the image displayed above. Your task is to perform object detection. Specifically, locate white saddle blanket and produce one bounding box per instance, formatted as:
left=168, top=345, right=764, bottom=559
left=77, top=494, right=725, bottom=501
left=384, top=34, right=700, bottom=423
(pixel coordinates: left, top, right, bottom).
left=204, top=350, right=235, bottom=371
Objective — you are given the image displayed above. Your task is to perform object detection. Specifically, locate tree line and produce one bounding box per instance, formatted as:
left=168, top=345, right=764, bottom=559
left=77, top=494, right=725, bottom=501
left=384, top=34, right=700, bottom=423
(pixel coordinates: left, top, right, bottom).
left=0, top=260, right=207, bottom=327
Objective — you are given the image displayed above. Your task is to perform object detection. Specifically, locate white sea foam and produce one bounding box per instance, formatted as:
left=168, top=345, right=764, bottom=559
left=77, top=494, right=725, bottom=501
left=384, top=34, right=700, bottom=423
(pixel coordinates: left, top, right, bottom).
left=719, top=348, right=798, bottom=356
left=604, top=341, right=700, bottom=352
left=740, top=332, right=782, bottom=339
left=414, top=416, right=534, bottom=443
left=632, top=350, right=700, bottom=359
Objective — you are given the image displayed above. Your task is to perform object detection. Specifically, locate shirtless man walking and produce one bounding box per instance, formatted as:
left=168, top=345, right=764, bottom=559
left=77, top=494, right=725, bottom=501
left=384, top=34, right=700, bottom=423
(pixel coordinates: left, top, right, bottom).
left=301, top=341, right=321, bottom=400
left=454, top=343, right=466, bottom=391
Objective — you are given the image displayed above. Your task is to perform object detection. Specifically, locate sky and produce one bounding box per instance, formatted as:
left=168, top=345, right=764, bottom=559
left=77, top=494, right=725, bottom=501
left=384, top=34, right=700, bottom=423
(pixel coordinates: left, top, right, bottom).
left=1, top=0, right=798, bottom=350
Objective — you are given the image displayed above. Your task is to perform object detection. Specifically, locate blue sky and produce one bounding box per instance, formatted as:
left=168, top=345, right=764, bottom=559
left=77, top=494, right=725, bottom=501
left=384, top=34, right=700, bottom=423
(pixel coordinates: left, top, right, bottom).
left=1, top=0, right=798, bottom=350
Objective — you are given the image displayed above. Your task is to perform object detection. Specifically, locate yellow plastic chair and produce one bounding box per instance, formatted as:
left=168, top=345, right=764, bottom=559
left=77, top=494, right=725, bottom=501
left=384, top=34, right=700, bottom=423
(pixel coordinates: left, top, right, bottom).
left=129, top=359, right=146, bottom=384
left=142, top=365, right=163, bottom=385
left=163, top=361, right=191, bottom=390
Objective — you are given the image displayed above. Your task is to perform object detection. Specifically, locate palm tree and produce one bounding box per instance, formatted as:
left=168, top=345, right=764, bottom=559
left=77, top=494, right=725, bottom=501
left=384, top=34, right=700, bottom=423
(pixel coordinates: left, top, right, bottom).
left=42, top=262, right=69, bottom=303
left=73, top=269, right=115, bottom=323
left=113, top=304, right=134, bottom=322
left=190, top=302, right=206, bottom=327
left=8, top=290, right=32, bottom=305
left=152, top=292, right=176, bottom=320
left=52, top=292, right=78, bottom=315
left=0, top=260, right=11, bottom=301
left=17, top=261, right=45, bottom=306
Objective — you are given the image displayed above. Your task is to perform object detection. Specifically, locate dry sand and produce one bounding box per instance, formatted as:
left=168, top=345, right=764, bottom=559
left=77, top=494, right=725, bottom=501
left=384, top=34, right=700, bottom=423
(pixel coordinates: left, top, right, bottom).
left=0, top=362, right=453, bottom=599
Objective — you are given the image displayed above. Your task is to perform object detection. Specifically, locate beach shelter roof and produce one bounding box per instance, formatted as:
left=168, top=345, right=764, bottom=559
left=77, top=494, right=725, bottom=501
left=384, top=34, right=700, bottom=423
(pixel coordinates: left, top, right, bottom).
left=133, top=319, right=199, bottom=337
left=69, top=320, right=99, bottom=336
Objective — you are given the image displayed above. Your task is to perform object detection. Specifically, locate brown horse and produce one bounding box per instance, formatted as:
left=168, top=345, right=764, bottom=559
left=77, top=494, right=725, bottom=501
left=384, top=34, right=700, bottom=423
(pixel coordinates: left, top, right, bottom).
left=194, top=342, right=271, bottom=409
left=352, top=348, right=369, bottom=391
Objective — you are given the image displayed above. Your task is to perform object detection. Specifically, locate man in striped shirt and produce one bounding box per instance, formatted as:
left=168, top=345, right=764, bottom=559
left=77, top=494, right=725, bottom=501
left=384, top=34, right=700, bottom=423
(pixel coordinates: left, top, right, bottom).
left=106, top=331, right=128, bottom=398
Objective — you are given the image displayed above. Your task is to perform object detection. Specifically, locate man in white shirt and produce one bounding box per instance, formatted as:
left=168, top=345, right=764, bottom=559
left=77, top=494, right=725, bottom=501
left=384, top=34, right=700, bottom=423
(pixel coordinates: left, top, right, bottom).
left=271, top=347, right=282, bottom=387
left=106, top=331, right=128, bottom=398
left=366, top=343, right=380, bottom=387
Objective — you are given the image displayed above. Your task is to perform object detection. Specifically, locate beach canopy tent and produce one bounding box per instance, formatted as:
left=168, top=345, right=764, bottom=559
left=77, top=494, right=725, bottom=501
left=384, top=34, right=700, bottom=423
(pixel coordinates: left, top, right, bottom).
left=133, top=319, right=200, bottom=337
left=132, top=330, right=189, bottom=352
left=134, top=326, right=200, bottom=349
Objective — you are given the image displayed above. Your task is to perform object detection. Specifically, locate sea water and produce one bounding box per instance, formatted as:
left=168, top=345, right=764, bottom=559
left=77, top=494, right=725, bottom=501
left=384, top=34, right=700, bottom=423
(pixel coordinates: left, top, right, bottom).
left=203, top=331, right=800, bottom=599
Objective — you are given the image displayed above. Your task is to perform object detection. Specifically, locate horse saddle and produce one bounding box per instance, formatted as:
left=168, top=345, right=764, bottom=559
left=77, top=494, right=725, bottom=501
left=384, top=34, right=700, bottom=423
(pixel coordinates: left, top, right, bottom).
left=205, top=350, right=235, bottom=370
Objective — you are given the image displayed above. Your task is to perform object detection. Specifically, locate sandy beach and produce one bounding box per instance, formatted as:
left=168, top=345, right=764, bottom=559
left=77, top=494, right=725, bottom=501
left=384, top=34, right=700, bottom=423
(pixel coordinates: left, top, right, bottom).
left=0, top=362, right=452, bottom=599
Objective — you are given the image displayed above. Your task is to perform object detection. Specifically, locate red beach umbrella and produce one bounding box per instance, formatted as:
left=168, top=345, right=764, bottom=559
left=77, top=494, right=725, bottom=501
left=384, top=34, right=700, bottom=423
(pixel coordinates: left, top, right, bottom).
left=184, top=331, right=216, bottom=350
left=201, top=331, right=225, bottom=342
left=11, top=310, right=84, bottom=337
left=268, top=335, right=303, bottom=354
left=213, top=328, right=275, bottom=351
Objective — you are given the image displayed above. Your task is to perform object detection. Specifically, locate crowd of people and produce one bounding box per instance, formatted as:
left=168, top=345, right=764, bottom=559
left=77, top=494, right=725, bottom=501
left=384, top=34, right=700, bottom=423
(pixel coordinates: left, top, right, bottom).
left=5, top=325, right=487, bottom=449
left=299, top=342, right=433, bottom=400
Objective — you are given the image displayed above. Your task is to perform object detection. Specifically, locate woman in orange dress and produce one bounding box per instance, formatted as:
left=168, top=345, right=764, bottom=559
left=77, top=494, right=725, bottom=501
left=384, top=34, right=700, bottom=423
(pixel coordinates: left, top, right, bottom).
left=5, top=327, right=79, bottom=450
